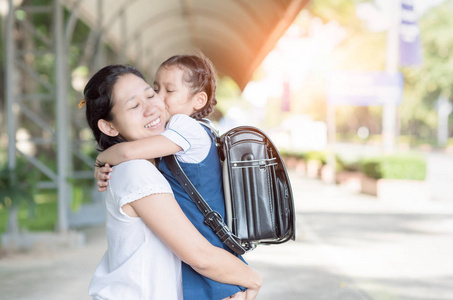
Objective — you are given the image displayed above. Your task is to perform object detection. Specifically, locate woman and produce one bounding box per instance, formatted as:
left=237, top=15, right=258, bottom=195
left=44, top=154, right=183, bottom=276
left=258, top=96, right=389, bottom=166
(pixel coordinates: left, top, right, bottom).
left=82, top=65, right=261, bottom=300
left=94, top=54, right=248, bottom=299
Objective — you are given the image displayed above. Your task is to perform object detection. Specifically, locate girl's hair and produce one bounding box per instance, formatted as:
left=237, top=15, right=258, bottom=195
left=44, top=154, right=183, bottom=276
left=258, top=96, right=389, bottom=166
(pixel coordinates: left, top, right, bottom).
left=83, top=64, right=145, bottom=151
left=159, top=53, right=217, bottom=120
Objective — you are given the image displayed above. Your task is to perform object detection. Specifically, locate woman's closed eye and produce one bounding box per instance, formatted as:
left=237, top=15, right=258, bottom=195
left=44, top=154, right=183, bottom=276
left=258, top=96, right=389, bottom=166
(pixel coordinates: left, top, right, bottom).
left=126, top=101, right=139, bottom=110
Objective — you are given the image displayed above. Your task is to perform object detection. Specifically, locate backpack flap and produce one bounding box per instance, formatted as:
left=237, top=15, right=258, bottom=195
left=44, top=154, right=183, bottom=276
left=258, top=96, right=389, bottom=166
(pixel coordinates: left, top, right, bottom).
left=269, top=143, right=296, bottom=244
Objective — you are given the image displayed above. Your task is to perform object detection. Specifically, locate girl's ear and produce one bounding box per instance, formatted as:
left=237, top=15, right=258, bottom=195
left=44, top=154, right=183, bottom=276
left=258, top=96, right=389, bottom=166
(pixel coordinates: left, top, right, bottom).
left=98, top=119, right=119, bottom=137
left=193, top=92, right=208, bottom=111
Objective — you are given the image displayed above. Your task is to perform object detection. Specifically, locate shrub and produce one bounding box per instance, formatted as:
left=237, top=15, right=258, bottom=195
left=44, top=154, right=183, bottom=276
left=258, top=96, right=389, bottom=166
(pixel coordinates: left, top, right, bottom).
left=0, top=156, right=40, bottom=209
left=336, top=155, right=361, bottom=173
left=305, top=151, right=326, bottom=164
left=279, top=149, right=306, bottom=160
left=360, top=154, right=426, bottom=180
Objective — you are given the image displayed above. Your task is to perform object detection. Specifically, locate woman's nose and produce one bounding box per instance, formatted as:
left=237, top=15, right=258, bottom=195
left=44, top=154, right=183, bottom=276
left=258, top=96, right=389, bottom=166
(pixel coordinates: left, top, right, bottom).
left=143, top=94, right=163, bottom=115
left=142, top=99, right=155, bottom=116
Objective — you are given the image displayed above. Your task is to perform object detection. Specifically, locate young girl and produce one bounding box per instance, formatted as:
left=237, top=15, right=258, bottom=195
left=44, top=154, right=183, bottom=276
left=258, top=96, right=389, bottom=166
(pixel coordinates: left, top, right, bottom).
left=95, top=54, right=249, bottom=300
left=83, top=64, right=261, bottom=300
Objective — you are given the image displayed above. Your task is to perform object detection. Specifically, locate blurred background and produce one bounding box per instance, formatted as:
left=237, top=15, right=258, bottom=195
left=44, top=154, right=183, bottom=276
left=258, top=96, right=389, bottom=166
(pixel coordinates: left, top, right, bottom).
left=1, top=0, right=453, bottom=298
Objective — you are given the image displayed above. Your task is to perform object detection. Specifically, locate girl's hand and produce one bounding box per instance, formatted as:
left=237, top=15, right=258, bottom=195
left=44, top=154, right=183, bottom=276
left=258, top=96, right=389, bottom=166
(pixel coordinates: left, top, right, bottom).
left=95, top=163, right=113, bottom=192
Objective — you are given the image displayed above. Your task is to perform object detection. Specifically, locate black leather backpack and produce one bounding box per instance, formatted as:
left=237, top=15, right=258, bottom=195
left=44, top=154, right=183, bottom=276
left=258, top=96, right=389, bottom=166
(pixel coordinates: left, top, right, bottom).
left=165, top=120, right=296, bottom=255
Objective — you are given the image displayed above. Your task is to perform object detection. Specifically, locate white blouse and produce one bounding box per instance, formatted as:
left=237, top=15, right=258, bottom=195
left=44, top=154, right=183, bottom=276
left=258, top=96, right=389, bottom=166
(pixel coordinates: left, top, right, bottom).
left=89, top=159, right=182, bottom=300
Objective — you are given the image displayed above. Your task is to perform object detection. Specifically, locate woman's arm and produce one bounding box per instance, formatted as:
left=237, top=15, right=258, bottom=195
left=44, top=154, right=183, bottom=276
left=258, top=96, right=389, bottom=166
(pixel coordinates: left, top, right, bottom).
left=97, top=135, right=182, bottom=166
left=128, top=193, right=262, bottom=299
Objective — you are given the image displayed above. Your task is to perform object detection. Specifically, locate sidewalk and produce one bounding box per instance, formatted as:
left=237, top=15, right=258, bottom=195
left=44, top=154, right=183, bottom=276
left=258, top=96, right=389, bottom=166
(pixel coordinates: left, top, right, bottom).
left=1, top=172, right=453, bottom=299
left=249, top=171, right=453, bottom=299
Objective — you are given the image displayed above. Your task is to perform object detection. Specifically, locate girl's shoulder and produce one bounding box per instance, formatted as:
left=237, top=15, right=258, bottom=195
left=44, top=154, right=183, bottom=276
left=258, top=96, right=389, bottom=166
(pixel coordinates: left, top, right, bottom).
left=164, top=115, right=212, bottom=163
left=167, top=114, right=209, bottom=142
left=167, top=114, right=200, bottom=129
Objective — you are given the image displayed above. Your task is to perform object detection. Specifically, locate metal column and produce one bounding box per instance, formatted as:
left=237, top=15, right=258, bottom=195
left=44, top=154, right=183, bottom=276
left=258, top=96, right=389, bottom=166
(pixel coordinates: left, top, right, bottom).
left=5, top=0, right=15, bottom=173
left=54, top=0, right=70, bottom=233
left=94, top=0, right=104, bottom=70
left=4, top=0, right=20, bottom=236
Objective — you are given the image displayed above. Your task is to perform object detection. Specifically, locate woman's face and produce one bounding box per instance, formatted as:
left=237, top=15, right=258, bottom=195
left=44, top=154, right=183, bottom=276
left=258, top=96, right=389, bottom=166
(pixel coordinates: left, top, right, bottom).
left=153, top=65, right=197, bottom=117
left=108, top=73, right=169, bottom=142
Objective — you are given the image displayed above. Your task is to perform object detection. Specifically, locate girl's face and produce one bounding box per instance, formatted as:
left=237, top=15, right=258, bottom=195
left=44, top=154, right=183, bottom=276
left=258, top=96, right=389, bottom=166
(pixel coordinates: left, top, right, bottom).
left=106, top=73, right=169, bottom=142
left=153, top=65, right=198, bottom=117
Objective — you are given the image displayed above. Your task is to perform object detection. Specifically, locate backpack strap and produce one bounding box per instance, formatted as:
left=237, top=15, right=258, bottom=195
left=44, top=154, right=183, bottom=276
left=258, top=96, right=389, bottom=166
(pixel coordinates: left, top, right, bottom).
left=164, top=155, right=247, bottom=255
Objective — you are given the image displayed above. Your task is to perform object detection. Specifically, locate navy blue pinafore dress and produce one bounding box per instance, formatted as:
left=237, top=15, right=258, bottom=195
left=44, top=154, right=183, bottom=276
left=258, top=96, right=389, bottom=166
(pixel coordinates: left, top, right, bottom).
left=158, top=126, right=246, bottom=300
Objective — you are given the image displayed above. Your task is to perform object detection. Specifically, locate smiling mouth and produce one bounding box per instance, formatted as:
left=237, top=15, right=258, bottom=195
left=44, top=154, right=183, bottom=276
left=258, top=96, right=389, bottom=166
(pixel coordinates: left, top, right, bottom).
left=144, top=118, right=161, bottom=128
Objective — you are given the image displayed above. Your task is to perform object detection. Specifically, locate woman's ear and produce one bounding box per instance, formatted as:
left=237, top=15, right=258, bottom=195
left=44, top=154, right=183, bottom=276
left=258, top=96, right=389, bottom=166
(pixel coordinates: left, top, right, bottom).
left=193, top=92, right=208, bottom=110
left=98, top=119, right=119, bottom=137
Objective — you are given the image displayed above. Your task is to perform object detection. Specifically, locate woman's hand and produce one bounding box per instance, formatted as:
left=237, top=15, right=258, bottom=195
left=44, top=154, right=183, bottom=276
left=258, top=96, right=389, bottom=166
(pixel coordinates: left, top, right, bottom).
left=95, top=163, right=113, bottom=192
left=131, top=192, right=262, bottom=296
left=244, top=269, right=262, bottom=300
left=225, top=271, right=261, bottom=300
left=245, top=285, right=261, bottom=300
left=226, top=283, right=261, bottom=300
left=222, top=291, right=245, bottom=300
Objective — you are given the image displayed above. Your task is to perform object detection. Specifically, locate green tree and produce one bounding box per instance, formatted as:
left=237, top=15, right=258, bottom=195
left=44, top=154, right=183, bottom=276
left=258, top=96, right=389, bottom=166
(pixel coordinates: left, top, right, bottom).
left=0, top=157, right=40, bottom=236
left=401, top=1, right=453, bottom=141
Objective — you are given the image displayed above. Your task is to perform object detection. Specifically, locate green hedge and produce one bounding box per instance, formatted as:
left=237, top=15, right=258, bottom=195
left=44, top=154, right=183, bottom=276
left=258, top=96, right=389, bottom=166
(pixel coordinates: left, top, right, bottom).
left=360, top=154, right=426, bottom=180
left=304, top=151, right=326, bottom=164
left=279, top=149, right=306, bottom=160
left=280, top=150, right=427, bottom=181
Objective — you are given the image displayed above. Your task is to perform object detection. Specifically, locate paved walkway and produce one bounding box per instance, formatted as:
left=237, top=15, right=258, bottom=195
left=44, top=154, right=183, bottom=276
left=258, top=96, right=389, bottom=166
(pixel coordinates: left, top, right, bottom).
left=1, top=172, right=453, bottom=299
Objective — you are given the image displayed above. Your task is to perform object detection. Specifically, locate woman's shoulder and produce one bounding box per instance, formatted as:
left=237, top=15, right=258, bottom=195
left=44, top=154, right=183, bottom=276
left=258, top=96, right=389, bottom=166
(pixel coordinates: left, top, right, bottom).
left=113, top=159, right=158, bottom=174
left=108, top=159, right=173, bottom=201
left=110, top=159, right=168, bottom=189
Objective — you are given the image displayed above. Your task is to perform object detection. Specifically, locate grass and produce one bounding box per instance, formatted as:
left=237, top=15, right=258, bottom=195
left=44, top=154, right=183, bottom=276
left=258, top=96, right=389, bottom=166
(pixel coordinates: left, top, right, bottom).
left=0, top=192, right=58, bottom=235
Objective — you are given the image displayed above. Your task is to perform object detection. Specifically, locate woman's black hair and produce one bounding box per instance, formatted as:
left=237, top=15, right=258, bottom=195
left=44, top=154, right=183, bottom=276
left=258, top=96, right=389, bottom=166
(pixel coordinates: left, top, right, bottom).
left=83, top=64, right=145, bottom=151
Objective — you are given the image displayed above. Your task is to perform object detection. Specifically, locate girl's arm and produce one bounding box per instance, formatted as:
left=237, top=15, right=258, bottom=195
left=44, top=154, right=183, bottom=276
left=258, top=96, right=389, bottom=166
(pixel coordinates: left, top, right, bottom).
left=94, top=136, right=181, bottom=191
left=127, top=193, right=262, bottom=299
left=97, top=135, right=182, bottom=166
left=94, top=164, right=112, bottom=192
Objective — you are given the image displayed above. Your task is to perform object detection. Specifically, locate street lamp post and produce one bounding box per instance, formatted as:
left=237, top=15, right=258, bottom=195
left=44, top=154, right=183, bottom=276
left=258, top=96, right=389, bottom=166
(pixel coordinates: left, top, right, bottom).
left=382, top=0, right=401, bottom=153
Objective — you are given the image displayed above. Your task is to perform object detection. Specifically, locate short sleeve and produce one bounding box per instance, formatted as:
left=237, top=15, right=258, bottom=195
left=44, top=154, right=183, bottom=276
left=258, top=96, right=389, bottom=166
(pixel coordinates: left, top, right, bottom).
left=108, top=159, right=173, bottom=209
left=160, top=114, right=194, bottom=153
left=160, top=114, right=211, bottom=163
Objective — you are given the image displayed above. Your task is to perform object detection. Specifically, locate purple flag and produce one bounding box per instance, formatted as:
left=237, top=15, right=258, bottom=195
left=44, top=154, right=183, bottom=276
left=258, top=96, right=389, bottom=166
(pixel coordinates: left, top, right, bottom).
left=399, top=0, right=423, bottom=66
